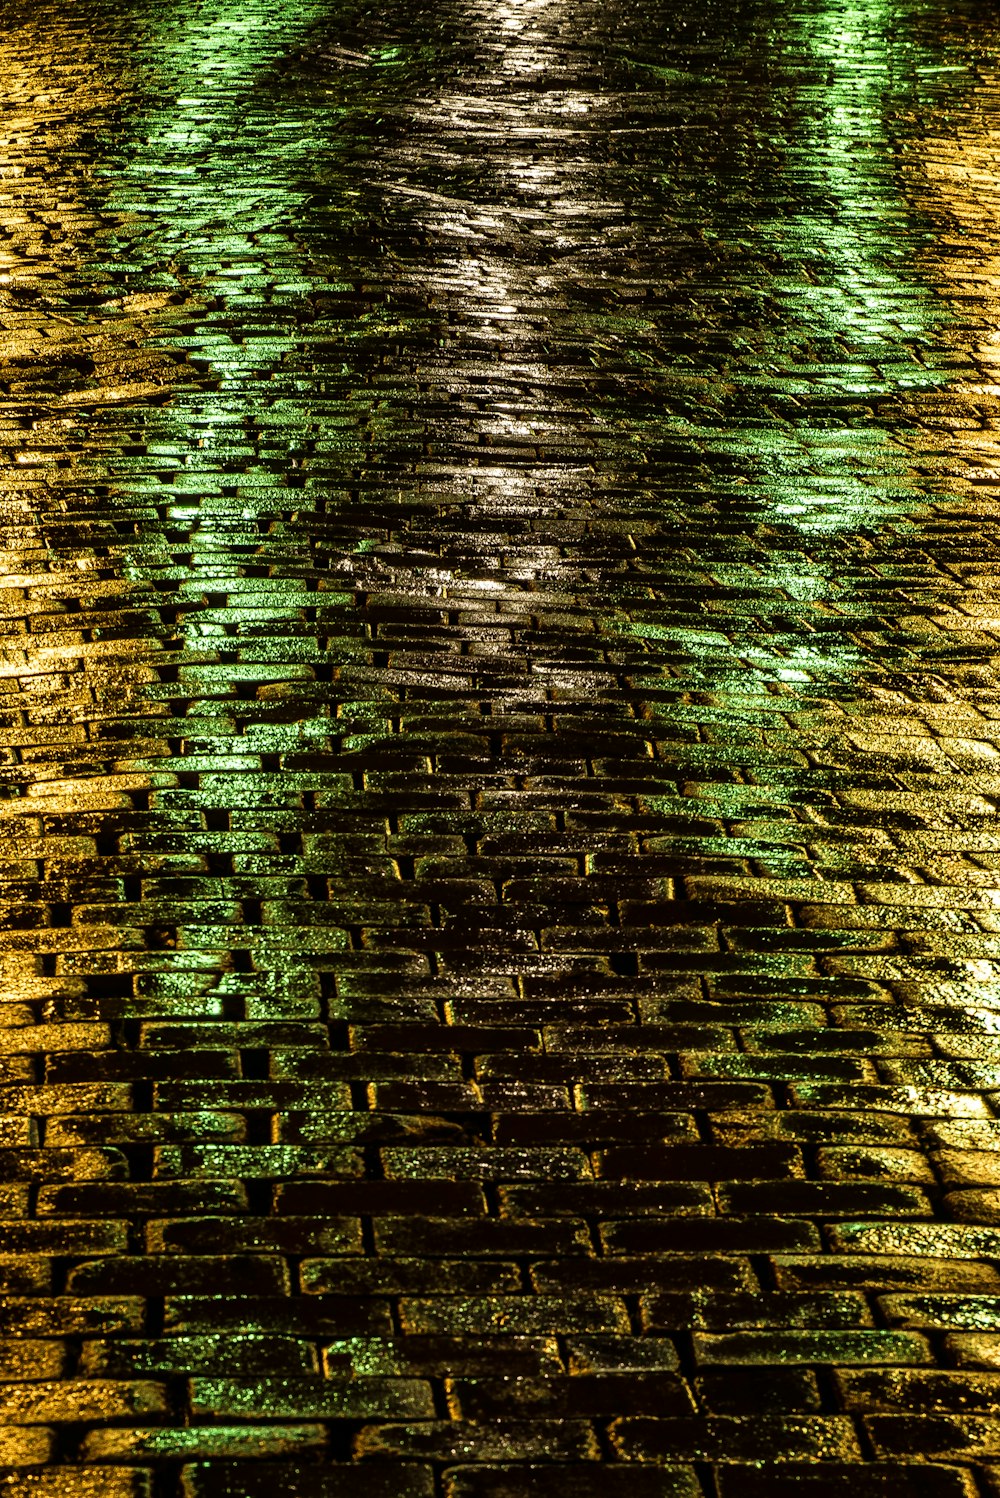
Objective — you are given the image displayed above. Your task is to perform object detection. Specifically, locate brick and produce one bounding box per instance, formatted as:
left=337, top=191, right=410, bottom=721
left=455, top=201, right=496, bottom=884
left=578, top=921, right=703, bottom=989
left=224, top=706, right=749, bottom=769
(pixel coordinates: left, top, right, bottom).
left=399, top=1296, right=630, bottom=1335
left=373, top=1218, right=592, bottom=1257
left=493, top=1112, right=700, bottom=1145
left=714, top=1467, right=977, bottom=1498
left=0, top=1427, right=55, bottom=1466
left=597, top=1143, right=802, bottom=1179
left=36, top=1180, right=246, bottom=1216
left=712, top=1112, right=916, bottom=1147
left=301, top=1257, right=520, bottom=1295
left=189, top=1376, right=435, bottom=1420
left=0, top=1339, right=67, bottom=1380
left=503, top=1183, right=712, bottom=1217
left=381, top=1146, right=590, bottom=1181
left=837, top=1368, right=1000, bottom=1412
left=323, top=1336, right=562, bottom=1379
left=609, top=1415, right=863, bottom=1462
left=0, top=1379, right=167, bottom=1423
left=0, top=1475, right=152, bottom=1498
left=354, top=1421, right=600, bottom=1462
left=0, top=1298, right=143, bottom=1336
left=816, top=1147, right=935, bottom=1183
left=146, top=1216, right=361, bottom=1254
left=0, top=1220, right=127, bottom=1253
left=443, top=1470, right=702, bottom=1498
left=0, top=1259, right=53, bottom=1294
left=944, top=1333, right=1000, bottom=1368
left=718, top=1181, right=931, bottom=1216
left=539, top=1256, right=757, bottom=1295
left=603, top=1218, right=820, bottom=1254
left=82, top=1426, right=327, bottom=1461
left=446, top=1373, right=696, bottom=1419
left=180, top=1467, right=435, bottom=1498
left=564, top=1338, right=680, bottom=1373
left=788, top=1084, right=990, bottom=1118
left=696, top=1367, right=821, bottom=1414
left=67, top=1256, right=292, bottom=1296
left=80, top=1336, right=318, bottom=1376
left=693, top=1331, right=930, bottom=1365
left=828, top=1221, right=1000, bottom=1256
left=164, top=1297, right=392, bottom=1337
left=273, top=1182, right=484, bottom=1214
left=153, top=1145, right=364, bottom=1179
left=866, top=1414, right=1000, bottom=1458
left=772, top=1257, right=1000, bottom=1294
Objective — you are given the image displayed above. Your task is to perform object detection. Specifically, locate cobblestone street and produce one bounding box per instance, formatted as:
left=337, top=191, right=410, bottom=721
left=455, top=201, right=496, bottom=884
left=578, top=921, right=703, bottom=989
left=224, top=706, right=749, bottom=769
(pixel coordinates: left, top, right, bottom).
left=3, top=0, right=1000, bottom=1492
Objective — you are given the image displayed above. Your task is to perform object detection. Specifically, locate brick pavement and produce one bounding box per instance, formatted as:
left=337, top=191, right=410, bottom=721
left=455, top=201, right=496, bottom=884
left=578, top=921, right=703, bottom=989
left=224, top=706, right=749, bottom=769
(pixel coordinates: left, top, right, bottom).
left=0, top=0, right=1000, bottom=1492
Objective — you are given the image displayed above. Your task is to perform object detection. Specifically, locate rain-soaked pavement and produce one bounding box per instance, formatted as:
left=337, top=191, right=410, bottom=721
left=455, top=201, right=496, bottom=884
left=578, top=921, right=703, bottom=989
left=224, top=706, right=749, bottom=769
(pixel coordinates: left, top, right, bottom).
left=4, top=0, right=1000, bottom=1492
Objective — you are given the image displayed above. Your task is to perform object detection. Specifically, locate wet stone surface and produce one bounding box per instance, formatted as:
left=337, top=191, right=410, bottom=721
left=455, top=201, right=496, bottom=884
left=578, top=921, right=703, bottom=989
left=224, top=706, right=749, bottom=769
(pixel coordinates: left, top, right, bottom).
left=1, top=0, right=1000, bottom=1491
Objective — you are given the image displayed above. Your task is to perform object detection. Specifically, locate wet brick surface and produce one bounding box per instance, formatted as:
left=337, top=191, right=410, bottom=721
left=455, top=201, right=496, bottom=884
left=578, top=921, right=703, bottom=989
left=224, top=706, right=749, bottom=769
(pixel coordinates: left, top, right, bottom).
left=1, top=0, right=1000, bottom=1491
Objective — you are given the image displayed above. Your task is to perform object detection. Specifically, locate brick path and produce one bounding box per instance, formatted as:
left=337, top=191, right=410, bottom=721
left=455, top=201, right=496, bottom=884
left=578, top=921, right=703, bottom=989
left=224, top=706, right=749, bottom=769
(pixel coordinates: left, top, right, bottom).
left=2, top=0, right=1000, bottom=1493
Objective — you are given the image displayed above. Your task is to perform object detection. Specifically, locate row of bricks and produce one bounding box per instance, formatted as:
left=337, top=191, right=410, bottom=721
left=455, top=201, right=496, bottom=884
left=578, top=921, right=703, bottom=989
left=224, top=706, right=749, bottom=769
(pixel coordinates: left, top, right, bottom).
left=0, top=1289, right=998, bottom=1332
left=2, top=1332, right=1000, bottom=1380
left=3, top=1049, right=992, bottom=1080
left=0, top=1144, right=976, bottom=1185
left=0, top=1112, right=983, bottom=1147
left=0, top=1461, right=977, bottom=1498
left=1, top=1050, right=997, bottom=1084
left=7, top=1361, right=1000, bottom=1414
left=0, top=1080, right=994, bottom=1111
left=0, top=1182, right=955, bottom=1221
left=1, top=1411, right=999, bottom=1463
left=7, top=1108, right=999, bottom=1150
left=2, top=1333, right=1000, bottom=1376
left=3, top=1255, right=1000, bottom=1299
left=0, top=1022, right=982, bottom=1053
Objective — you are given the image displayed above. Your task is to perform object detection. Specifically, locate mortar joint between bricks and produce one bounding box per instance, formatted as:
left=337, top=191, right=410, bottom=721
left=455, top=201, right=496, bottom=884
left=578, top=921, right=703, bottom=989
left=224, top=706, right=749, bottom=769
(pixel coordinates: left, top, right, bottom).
left=694, top=1459, right=721, bottom=1498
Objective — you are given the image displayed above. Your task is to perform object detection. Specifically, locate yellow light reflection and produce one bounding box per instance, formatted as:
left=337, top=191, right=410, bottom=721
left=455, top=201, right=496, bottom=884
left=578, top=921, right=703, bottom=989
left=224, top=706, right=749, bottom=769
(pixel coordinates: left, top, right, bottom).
left=907, top=47, right=1000, bottom=493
